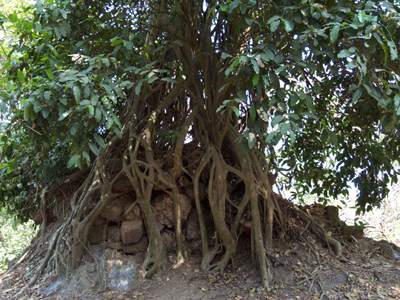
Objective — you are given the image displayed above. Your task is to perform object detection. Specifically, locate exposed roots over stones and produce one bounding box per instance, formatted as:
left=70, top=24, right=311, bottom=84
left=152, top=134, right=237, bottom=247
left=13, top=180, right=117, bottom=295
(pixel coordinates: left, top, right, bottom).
left=27, top=129, right=345, bottom=291
left=25, top=15, right=344, bottom=289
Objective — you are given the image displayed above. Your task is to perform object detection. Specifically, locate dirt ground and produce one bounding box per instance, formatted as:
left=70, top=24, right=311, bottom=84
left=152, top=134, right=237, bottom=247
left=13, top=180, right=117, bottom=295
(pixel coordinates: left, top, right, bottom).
left=1, top=233, right=399, bottom=300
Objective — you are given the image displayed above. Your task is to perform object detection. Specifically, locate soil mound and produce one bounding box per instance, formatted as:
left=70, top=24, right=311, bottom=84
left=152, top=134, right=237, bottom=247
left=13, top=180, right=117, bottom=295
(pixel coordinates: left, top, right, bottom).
left=1, top=202, right=399, bottom=300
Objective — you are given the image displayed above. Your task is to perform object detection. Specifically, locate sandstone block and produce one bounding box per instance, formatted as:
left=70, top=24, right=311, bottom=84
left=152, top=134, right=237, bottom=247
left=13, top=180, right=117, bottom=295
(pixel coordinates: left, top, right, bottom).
left=88, top=224, right=105, bottom=244
left=120, top=219, right=144, bottom=245
left=107, top=225, right=121, bottom=243
left=154, top=193, right=192, bottom=228
left=122, top=237, right=148, bottom=254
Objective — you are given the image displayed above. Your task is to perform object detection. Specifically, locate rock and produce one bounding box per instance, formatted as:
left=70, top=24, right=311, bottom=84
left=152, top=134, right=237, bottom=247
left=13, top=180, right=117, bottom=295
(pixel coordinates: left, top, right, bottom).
left=107, top=241, right=122, bottom=250
left=101, top=196, right=133, bottom=222
left=186, top=211, right=200, bottom=240
left=107, top=225, right=121, bottom=243
left=123, top=205, right=141, bottom=221
left=155, top=220, right=165, bottom=233
left=93, top=217, right=106, bottom=226
left=106, top=242, right=122, bottom=250
left=106, top=255, right=138, bottom=292
left=342, top=225, right=364, bottom=241
left=120, top=219, right=144, bottom=245
left=162, top=231, right=176, bottom=251
left=318, top=269, right=348, bottom=291
left=112, top=175, right=133, bottom=193
left=377, top=240, right=394, bottom=259
left=88, top=224, right=105, bottom=244
left=101, top=203, right=123, bottom=222
left=307, top=203, right=325, bottom=218
left=325, top=205, right=340, bottom=223
left=153, top=193, right=192, bottom=228
left=41, top=278, right=64, bottom=296
left=122, top=237, right=148, bottom=254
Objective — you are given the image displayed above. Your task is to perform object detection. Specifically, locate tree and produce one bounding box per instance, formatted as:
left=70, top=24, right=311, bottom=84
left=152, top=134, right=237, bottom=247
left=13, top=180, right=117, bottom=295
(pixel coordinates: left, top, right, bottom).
left=0, top=0, right=399, bottom=288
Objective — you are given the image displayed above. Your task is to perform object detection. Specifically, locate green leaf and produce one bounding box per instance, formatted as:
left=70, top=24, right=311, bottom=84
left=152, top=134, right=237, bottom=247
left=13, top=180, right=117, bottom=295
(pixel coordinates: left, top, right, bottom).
left=382, top=114, right=396, bottom=132
left=247, top=132, right=256, bottom=149
left=23, top=103, right=33, bottom=121
left=266, top=131, right=281, bottom=145
left=82, top=151, right=90, bottom=164
left=225, top=58, right=240, bottom=76
left=279, top=122, right=290, bottom=134
left=252, top=74, right=260, bottom=87
left=33, top=102, right=42, bottom=113
left=95, top=108, right=102, bottom=122
left=72, top=85, right=80, bottom=102
left=135, top=80, right=143, bottom=96
left=330, top=24, right=340, bottom=43
left=17, top=70, right=24, bottom=83
left=91, top=94, right=99, bottom=105
left=101, top=57, right=110, bottom=67
left=47, top=44, right=59, bottom=56
left=94, top=134, right=106, bottom=149
left=267, top=16, right=280, bottom=33
left=337, top=49, right=352, bottom=58
left=112, top=126, right=122, bottom=139
left=249, top=106, right=257, bottom=122
left=387, top=41, right=398, bottom=61
left=260, top=50, right=275, bottom=62
left=250, top=58, right=260, bottom=74
left=70, top=124, right=78, bottom=135
left=221, top=52, right=232, bottom=59
left=363, top=84, right=381, bottom=102
left=80, top=100, right=91, bottom=105
left=329, top=132, right=338, bottom=146
left=59, top=97, right=68, bottom=105
left=89, top=142, right=100, bottom=156
left=271, top=115, right=284, bottom=126
left=83, top=85, right=91, bottom=98
left=110, top=36, right=123, bottom=46
left=45, top=69, right=55, bottom=80
left=43, top=91, right=51, bottom=101
left=216, top=104, right=226, bottom=113
left=373, top=32, right=388, bottom=64
left=87, top=105, right=94, bottom=116
left=282, top=19, right=294, bottom=32
left=67, top=154, right=81, bottom=169
left=232, top=107, right=240, bottom=117
left=228, top=0, right=240, bottom=13
left=58, top=110, right=70, bottom=121
left=41, top=109, right=49, bottom=119
left=352, top=88, right=363, bottom=103
left=394, top=94, right=400, bottom=115
left=219, top=4, right=229, bottom=13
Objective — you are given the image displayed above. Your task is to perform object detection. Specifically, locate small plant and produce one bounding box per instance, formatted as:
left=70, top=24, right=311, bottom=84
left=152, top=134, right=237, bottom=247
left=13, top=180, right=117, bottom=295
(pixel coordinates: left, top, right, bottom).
left=354, top=218, right=367, bottom=230
left=0, top=209, right=37, bottom=273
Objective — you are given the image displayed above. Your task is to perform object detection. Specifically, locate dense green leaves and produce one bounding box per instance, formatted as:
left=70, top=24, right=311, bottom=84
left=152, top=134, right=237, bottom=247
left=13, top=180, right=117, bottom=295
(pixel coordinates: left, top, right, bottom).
left=1, top=0, right=400, bottom=218
left=220, top=0, right=400, bottom=212
left=330, top=24, right=341, bottom=43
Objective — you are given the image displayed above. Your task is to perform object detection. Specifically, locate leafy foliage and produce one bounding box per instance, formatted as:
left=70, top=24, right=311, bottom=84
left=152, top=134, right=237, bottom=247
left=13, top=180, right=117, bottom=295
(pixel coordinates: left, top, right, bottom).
left=0, top=0, right=400, bottom=220
left=0, top=208, right=37, bottom=272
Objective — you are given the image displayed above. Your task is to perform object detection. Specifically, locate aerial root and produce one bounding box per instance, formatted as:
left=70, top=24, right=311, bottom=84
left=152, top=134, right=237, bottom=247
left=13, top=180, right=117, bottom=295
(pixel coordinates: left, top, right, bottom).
left=142, top=248, right=166, bottom=278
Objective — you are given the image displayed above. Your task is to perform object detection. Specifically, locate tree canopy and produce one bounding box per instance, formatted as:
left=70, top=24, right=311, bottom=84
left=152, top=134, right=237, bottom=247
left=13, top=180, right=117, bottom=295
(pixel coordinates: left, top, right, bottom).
left=0, top=0, right=400, bottom=287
